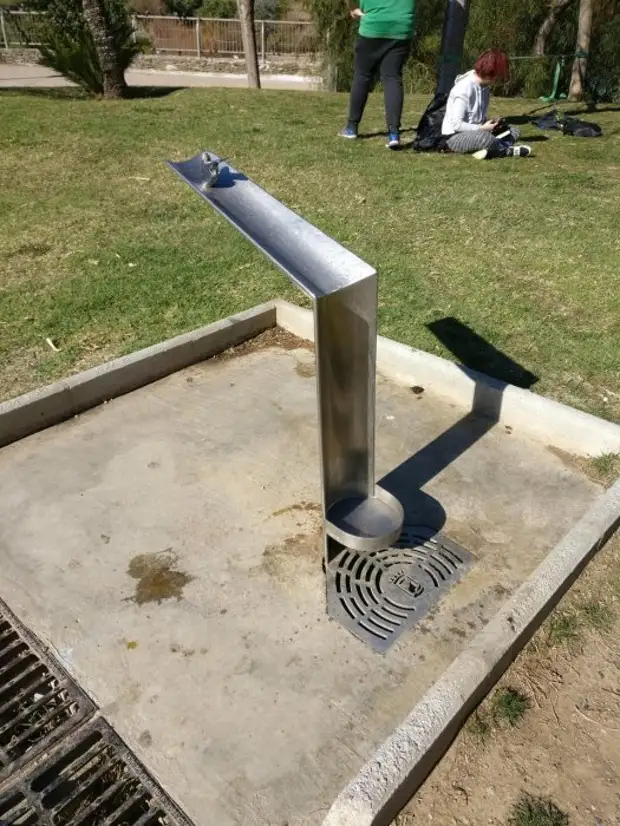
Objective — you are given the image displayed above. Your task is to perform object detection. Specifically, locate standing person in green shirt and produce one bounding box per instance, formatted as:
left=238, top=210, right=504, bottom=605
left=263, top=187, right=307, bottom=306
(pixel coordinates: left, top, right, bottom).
left=339, top=0, right=416, bottom=148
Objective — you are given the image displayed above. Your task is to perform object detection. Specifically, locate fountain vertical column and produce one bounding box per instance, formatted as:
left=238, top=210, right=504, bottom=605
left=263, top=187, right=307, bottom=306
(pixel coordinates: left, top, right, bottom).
left=168, top=152, right=404, bottom=572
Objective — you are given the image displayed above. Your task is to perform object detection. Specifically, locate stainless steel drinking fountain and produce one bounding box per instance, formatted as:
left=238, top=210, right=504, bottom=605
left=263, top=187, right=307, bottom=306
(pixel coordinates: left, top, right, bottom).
left=168, top=153, right=476, bottom=653
left=168, top=151, right=405, bottom=619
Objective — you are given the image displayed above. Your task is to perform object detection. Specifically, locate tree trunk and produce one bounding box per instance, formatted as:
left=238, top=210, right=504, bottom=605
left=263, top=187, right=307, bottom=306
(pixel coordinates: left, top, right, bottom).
left=82, top=0, right=126, bottom=98
left=569, top=0, right=593, bottom=99
left=532, top=0, right=575, bottom=56
left=436, top=0, right=470, bottom=95
left=324, top=27, right=338, bottom=92
left=237, top=0, right=261, bottom=89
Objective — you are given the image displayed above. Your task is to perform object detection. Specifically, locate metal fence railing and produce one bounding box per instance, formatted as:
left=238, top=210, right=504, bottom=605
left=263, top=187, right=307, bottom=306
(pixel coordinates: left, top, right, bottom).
left=135, top=16, right=319, bottom=58
left=1, top=9, right=46, bottom=47
left=0, top=10, right=319, bottom=59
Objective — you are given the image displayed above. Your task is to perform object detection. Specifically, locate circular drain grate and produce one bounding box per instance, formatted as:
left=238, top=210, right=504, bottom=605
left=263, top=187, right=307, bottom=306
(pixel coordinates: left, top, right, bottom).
left=326, top=527, right=474, bottom=652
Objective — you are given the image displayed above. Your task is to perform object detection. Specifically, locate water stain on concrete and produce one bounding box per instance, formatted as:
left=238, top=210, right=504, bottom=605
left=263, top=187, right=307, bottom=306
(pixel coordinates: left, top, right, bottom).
left=271, top=501, right=321, bottom=519
left=262, top=530, right=322, bottom=582
left=127, top=550, right=194, bottom=606
left=138, top=730, right=152, bottom=747
left=170, top=642, right=195, bottom=657
left=295, top=360, right=316, bottom=379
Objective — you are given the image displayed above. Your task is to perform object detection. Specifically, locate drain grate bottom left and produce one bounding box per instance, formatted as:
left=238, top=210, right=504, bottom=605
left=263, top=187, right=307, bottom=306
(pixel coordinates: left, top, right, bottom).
left=0, top=717, right=192, bottom=826
left=0, top=602, right=95, bottom=784
left=0, top=597, right=193, bottom=826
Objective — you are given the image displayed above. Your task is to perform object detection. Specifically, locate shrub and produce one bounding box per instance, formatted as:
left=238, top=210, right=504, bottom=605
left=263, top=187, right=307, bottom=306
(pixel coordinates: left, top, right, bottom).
left=586, top=7, right=620, bottom=102
left=310, top=0, right=356, bottom=91
left=197, top=0, right=236, bottom=18
left=402, top=57, right=435, bottom=94
left=164, top=0, right=202, bottom=17
left=22, top=0, right=144, bottom=96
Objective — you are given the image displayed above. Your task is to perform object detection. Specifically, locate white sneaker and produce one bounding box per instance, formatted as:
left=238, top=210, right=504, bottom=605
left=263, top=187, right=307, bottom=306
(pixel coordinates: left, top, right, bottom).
left=472, top=148, right=489, bottom=160
left=507, top=144, right=532, bottom=157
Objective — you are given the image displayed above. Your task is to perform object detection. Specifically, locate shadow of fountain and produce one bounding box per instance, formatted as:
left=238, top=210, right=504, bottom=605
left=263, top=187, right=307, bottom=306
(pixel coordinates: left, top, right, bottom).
left=379, top=318, right=539, bottom=539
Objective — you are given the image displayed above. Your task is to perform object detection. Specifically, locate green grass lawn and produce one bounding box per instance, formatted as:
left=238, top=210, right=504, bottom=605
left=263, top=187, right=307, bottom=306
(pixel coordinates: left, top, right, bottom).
left=1, top=87, right=619, bottom=421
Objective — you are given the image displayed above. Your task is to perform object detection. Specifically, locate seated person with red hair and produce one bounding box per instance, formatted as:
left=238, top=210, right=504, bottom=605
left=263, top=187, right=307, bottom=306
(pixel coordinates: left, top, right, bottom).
left=441, top=49, right=532, bottom=159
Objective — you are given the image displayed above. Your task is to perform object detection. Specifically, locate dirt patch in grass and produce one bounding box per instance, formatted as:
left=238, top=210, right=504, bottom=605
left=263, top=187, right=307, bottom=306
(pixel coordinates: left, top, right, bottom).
left=396, top=531, right=620, bottom=825
left=212, top=326, right=313, bottom=364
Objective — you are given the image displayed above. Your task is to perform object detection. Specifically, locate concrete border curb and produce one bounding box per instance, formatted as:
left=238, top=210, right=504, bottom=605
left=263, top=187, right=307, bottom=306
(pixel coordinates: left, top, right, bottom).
left=322, top=478, right=620, bottom=826
left=274, top=301, right=620, bottom=457
left=3, top=298, right=618, bottom=458
left=0, top=302, right=276, bottom=448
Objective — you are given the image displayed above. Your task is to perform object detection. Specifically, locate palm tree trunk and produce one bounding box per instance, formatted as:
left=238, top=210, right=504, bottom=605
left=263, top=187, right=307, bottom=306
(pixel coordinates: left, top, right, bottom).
left=532, top=0, right=575, bottom=56
left=569, top=0, right=593, bottom=99
left=237, top=0, right=261, bottom=89
left=82, top=0, right=126, bottom=98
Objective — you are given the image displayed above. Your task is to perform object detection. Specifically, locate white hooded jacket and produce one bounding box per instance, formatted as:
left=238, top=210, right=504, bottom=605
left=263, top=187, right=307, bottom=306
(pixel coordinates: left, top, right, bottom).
left=441, top=70, right=490, bottom=135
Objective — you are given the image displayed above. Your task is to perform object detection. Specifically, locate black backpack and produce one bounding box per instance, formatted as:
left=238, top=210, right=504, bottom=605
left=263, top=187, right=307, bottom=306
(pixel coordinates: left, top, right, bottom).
left=535, top=109, right=603, bottom=138
left=413, top=92, right=450, bottom=152
left=561, top=116, right=603, bottom=138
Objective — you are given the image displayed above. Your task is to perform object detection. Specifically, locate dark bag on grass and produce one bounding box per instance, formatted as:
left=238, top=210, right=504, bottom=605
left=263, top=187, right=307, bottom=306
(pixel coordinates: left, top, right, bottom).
left=561, top=116, right=603, bottom=138
left=535, top=110, right=562, bottom=130
left=413, top=92, right=449, bottom=152
left=535, top=110, right=602, bottom=137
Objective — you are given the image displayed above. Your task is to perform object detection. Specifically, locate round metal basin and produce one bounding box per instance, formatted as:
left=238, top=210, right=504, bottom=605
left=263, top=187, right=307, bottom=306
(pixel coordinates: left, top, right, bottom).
left=325, top=486, right=404, bottom=553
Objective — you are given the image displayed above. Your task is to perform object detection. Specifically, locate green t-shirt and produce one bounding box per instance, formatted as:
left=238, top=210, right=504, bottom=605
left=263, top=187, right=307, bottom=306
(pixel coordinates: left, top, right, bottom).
left=358, top=0, right=416, bottom=40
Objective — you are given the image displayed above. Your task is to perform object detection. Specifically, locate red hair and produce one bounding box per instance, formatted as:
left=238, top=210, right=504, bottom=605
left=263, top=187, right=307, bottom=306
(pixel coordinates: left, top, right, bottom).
left=474, top=49, right=510, bottom=81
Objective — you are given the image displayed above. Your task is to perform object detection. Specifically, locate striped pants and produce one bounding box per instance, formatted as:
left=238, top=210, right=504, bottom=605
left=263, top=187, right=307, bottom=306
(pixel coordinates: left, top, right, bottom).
left=446, top=126, right=520, bottom=157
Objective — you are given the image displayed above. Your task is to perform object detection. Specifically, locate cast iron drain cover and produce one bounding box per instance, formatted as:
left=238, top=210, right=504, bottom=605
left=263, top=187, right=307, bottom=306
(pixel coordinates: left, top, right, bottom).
left=0, top=599, right=95, bottom=783
left=327, top=526, right=474, bottom=652
left=0, top=717, right=193, bottom=826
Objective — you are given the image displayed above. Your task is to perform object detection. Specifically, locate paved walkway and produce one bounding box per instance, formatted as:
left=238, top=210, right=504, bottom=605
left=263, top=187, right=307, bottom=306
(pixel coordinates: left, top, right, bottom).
left=0, top=62, right=321, bottom=91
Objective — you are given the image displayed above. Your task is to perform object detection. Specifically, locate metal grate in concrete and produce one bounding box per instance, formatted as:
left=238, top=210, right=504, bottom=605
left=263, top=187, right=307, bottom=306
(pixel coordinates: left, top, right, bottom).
left=0, top=599, right=194, bottom=826
left=0, top=600, right=95, bottom=783
left=0, top=717, right=193, bottom=826
left=327, top=527, right=474, bottom=652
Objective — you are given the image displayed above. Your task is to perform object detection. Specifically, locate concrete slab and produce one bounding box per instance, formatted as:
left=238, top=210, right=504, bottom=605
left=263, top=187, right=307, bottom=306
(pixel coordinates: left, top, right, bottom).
left=0, top=333, right=604, bottom=826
